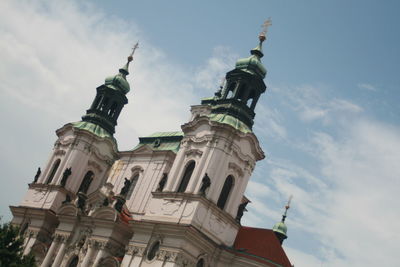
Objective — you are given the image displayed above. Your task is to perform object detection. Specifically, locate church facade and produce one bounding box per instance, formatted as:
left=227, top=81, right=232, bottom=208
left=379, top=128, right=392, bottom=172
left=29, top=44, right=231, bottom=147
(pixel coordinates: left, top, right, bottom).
left=10, top=32, right=292, bottom=267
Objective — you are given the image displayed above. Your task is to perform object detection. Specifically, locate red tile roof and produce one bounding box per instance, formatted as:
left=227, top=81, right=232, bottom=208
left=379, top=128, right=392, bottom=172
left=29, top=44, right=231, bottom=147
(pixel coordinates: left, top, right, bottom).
left=232, top=226, right=292, bottom=267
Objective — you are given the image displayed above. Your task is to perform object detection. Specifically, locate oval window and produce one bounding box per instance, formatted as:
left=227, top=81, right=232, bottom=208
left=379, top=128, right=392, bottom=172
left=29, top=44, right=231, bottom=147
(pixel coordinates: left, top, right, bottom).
left=147, top=241, right=160, bottom=261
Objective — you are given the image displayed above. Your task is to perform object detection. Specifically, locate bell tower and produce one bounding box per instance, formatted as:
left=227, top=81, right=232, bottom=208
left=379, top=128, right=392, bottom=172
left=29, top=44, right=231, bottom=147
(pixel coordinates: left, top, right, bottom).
left=128, top=29, right=270, bottom=263
left=10, top=47, right=138, bottom=262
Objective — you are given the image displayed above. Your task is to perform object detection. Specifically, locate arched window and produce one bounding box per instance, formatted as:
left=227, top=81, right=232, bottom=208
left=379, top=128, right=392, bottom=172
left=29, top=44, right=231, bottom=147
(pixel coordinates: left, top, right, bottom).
left=101, top=97, right=109, bottom=111
left=126, top=174, right=139, bottom=200
left=237, top=84, right=247, bottom=102
left=147, top=241, right=160, bottom=261
left=225, top=82, right=236, bottom=99
left=91, top=95, right=101, bottom=110
left=108, top=102, right=118, bottom=116
left=177, top=161, right=196, bottom=193
left=68, top=256, right=79, bottom=267
left=217, top=175, right=234, bottom=210
left=46, top=159, right=61, bottom=184
left=196, top=258, right=205, bottom=267
left=78, top=171, right=94, bottom=194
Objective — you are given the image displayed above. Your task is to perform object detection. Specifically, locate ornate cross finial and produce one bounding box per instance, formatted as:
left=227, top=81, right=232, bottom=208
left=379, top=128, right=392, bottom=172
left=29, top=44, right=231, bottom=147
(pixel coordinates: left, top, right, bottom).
left=128, top=42, right=139, bottom=62
left=282, top=195, right=293, bottom=222
left=259, top=18, right=272, bottom=42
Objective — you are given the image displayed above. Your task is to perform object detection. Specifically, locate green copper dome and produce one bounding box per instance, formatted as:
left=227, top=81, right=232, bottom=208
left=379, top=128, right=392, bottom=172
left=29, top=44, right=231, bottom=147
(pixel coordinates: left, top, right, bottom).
left=235, top=40, right=267, bottom=78
left=104, top=62, right=131, bottom=94
left=272, top=221, right=287, bottom=237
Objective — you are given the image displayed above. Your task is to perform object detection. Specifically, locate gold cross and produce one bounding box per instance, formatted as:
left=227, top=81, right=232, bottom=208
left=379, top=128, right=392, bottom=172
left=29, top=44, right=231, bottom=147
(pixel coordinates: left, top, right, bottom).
left=130, top=42, right=139, bottom=57
left=260, top=18, right=272, bottom=37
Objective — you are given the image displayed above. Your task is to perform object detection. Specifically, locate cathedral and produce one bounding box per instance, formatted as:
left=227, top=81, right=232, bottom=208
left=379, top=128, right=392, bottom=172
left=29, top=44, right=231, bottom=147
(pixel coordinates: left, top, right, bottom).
left=9, top=28, right=293, bottom=267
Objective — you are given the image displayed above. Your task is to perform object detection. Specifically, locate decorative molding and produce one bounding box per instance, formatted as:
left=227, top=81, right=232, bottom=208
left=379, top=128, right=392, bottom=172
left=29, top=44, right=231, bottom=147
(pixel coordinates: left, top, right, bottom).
left=187, top=135, right=213, bottom=144
left=54, top=233, right=69, bottom=243
left=184, top=148, right=203, bottom=158
left=131, top=166, right=144, bottom=173
left=228, top=162, right=244, bottom=177
left=161, top=199, right=182, bottom=216
left=88, top=160, right=103, bottom=173
left=126, top=245, right=145, bottom=256
left=54, top=149, right=66, bottom=156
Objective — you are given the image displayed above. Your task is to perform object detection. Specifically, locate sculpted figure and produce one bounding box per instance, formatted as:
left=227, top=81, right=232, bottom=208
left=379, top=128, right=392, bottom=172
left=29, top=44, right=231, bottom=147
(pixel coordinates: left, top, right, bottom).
left=60, top=167, right=72, bottom=187
left=199, top=173, right=211, bottom=196
left=120, top=177, right=131, bottom=196
left=33, top=167, right=41, bottom=183
left=235, top=201, right=250, bottom=223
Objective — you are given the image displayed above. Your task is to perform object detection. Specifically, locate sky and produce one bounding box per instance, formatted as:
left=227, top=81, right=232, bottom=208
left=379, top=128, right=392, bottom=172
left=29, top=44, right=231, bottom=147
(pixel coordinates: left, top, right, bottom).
left=0, top=0, right=399, bottom=266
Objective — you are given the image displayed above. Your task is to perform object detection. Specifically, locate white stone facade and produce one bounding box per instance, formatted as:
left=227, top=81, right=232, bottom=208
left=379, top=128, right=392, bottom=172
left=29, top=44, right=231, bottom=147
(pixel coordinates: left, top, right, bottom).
left=10, top=101, right=280, bottom=266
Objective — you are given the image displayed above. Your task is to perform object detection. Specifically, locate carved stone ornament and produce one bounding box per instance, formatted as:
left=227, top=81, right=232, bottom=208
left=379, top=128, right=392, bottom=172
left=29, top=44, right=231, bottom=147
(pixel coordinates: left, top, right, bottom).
left=126, top=245, right=145, bottom=256
left=54, top=233, right=69, bottom=243
left=88, top=160, right=103, bottom=173
left=161, top=200, right=182, bottom=216
left=228, top=162, right=244, bottom=177
left=54, top=149, right=66, bottom=156
left=157, top=250, right=179, bottom=262
left=184, top=148, right=203, bottom=158
left=175, top=254, right=195, bottom=266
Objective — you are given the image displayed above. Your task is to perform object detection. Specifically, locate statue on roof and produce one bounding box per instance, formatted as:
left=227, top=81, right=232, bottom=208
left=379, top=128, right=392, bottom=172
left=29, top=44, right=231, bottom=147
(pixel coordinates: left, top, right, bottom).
left=236, top=201, right=250, bottom=223
left=60, top=167, right=72, bottom=187
left=120, top=177, right=131, bottom=196
left=199, top=173, right=211, bottom=196
left=33, top=167, right=41, bottom=183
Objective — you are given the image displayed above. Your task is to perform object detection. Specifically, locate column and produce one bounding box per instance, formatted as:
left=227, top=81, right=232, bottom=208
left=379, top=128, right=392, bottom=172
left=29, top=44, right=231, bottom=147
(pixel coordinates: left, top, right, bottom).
left=51, top=235, right=68, bottom=267
left=92, top=242, right=107, bottom=267
left=80, top=240, right=95, bottom=267
left=165, top=142, right=187, bottom=191
left=40, top=238, right=59, bottom=267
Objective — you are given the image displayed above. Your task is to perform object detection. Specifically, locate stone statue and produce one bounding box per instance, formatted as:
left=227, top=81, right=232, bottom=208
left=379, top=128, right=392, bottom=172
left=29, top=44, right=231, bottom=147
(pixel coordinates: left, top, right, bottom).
left=33, top=167, right=41, bottom=183
left=199, top=173, right=211, bottom=196
left=119, top=178, right=131, bottom=196
left=60, top=167, right=72, bottom=187
left=77, top=194, right=86, bottom=211
left=235, top=201, right=250, bottom=223
left=114, top=198, right=124, bottom=213
left=156, top=173, right=168, bottom=192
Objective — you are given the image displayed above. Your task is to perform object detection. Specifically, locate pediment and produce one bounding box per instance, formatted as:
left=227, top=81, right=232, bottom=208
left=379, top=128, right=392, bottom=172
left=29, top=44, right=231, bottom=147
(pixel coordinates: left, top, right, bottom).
left=91, top=206, right=118, bottom=221
left=57, top=203, right=78, bottom=216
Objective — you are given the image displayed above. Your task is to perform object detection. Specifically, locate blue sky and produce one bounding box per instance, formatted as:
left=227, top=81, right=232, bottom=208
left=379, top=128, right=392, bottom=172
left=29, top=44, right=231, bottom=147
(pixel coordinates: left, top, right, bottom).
left=0, top=0, right=399, bottom=266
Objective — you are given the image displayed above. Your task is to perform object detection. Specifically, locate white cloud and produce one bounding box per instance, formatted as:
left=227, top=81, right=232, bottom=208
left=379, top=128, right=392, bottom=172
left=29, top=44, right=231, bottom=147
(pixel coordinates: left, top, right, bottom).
left=272, top=85, right=363, bottom=123
left=1, top=1, right=399, bottom=267
left=358, top=83, right=377, bottom=91
left=0, top=0, right=225, bottom=219
left=194, top=46, right=238, bottom=93
left=250, top=119, right=400, bottom=266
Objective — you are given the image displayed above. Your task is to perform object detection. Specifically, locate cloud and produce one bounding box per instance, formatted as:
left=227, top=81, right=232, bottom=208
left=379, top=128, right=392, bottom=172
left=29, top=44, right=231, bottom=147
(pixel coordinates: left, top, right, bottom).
left=194, top=46, right=238, bottom=93
left=249, top=119, right=400, bottom=266
left=272, top=85, right=363, bottom=123
left=358, top=83, right=377, bottom=91
left=0, top=0, right=229, bottom=219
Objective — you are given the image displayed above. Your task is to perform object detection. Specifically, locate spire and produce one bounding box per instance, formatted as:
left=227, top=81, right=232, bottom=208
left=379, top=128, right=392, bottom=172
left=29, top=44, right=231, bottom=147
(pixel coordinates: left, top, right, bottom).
left=272, top=195, right=292, bottom=245
left=281, top=195, right=292, bottom=223
left=119, top=42, right=139, bottom=77
left=250, top=18, right=271, bottom=58
left=81, top=44, right=139, bottom=135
